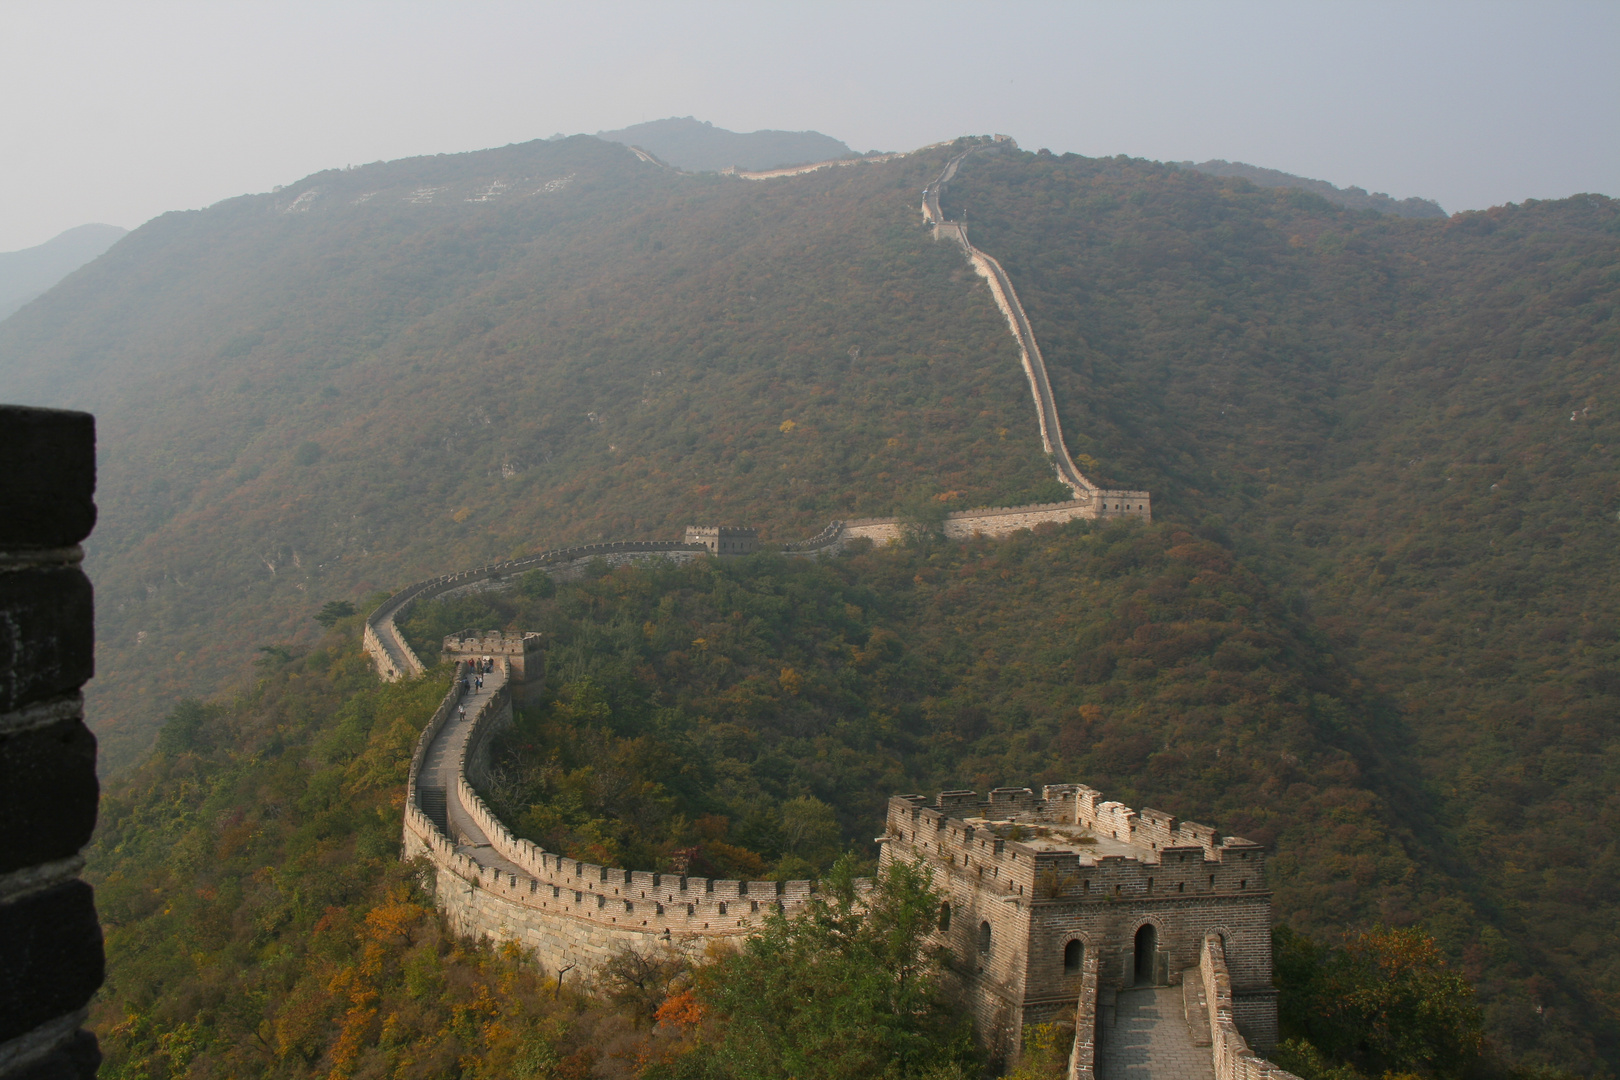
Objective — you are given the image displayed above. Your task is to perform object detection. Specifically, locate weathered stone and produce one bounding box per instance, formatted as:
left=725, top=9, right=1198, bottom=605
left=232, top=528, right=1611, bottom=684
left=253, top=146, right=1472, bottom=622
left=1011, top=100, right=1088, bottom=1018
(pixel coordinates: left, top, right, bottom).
left=0, top=406, right=96, bottom=549
left=5, top=1029, right=102, bottom=1080
left=0, top=713, right=98, bottom=875
left=0, top=568, right=94, bottom=713
left=1, top=399, right=103, bottom=1076
left=0, top=881, right=104, bottom=1044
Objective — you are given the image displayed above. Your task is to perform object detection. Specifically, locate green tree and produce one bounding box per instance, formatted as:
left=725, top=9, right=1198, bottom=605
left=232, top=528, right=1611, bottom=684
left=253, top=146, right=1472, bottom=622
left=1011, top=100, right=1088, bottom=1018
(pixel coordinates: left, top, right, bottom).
left=663, top=855, right=976, bottom=1079
left=1274, top=925, right=1485, bottom=1080
left=897, top=495, right=949, bottom=548
left=314, top=600, right=356, bottom=627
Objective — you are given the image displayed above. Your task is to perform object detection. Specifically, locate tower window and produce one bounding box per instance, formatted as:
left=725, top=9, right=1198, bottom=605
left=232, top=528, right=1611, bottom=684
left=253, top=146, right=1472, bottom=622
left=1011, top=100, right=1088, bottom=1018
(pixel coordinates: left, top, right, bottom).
left=1064, top=939, right=1084, bottom=974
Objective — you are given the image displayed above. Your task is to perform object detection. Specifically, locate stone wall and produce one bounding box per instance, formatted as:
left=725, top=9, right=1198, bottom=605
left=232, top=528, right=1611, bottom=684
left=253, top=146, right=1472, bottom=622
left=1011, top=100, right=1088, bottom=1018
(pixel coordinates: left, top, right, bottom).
left=921, top=144, right=1148, bottom=511
left=729, top=153, right=901, bottom=181
left=364, top=541, right=708, bottom=682
left=885, top=784, right=1278, bottom=1061
left=784, top=497, right=1153, bottom=558
left=1067, top=948, right=1101, bottom=1080
left=1201, top=935, right=1298, bottom=1080
left=0, top=405, right=104, bottom=1079
left=400, top=654, right=854, bottom=983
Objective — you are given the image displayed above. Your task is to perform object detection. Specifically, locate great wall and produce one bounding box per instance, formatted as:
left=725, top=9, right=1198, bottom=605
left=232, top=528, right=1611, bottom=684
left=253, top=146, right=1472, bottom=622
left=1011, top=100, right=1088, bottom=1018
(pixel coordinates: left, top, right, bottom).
left=364, top=138, right=1300, bottom=1077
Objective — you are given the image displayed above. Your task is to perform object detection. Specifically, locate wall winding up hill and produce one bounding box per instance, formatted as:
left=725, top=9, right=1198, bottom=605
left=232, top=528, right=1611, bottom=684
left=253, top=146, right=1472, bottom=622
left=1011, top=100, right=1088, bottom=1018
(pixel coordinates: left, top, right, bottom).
left=365, top=132, right=1174, bottom=1035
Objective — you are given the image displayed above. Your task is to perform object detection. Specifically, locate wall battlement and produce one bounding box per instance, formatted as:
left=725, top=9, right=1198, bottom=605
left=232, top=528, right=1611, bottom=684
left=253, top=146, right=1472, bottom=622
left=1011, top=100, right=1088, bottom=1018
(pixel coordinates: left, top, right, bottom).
left=368, top=139, right=1184, bottom=1065
left=683, top=525, right=760, bottom=555
left=401, top=654, right=857, bottom=978
left=883, top=784, right=1279, bottom=1066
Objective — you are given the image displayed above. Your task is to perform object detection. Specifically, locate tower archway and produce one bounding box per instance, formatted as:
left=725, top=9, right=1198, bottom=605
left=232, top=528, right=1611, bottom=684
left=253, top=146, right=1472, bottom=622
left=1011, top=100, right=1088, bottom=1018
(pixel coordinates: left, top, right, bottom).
left=1133, top=923, right=1158, bottom=986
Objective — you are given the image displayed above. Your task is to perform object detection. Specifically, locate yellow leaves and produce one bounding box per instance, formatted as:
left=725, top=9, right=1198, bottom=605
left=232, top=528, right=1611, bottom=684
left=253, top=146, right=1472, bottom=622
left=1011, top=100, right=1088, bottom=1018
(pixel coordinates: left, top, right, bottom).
left=779, top=419, right=796, bottom=433
left=933, top=490, right=960, bottom=503
left=364, top=898, right=429, bottom=946
left=451, top=506, right=472, bottom=522
left=779, top=667, right=803, bottom=696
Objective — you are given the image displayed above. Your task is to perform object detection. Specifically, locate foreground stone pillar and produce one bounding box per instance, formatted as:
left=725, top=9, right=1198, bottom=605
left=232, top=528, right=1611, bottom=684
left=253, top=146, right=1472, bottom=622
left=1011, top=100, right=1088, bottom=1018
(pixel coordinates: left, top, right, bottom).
left=0, top=405, right=103, bottom=1080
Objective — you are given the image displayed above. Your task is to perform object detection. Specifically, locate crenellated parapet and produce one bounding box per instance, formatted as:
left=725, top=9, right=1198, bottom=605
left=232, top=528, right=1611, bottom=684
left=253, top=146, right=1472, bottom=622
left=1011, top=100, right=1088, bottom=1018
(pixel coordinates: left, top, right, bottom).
left=887, top=786, right=1267, bottom=905
left=364, top=539, right=710, bottom=681
left=1201, top=935, right=1300, bottom=1080
left=400, top=653, right=857, bottom=979
left=920, top=143, right=1147, bottom=511
left=884, top=783, right=1278, bottom=1066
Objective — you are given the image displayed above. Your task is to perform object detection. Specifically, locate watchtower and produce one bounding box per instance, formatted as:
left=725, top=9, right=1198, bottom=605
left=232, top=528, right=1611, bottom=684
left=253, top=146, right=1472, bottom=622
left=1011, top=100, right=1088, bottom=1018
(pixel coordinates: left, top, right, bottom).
left=442, top=630, right=545, bottom=700
left=683, top=525, right=759, bottom=556
left=883, top=783, right=1277, bottom=1061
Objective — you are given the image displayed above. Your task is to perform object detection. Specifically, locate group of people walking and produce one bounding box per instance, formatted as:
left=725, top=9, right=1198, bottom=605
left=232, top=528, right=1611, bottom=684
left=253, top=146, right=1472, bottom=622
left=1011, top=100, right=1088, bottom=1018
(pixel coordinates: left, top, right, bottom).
left=456, top=655, right=497, bottom=720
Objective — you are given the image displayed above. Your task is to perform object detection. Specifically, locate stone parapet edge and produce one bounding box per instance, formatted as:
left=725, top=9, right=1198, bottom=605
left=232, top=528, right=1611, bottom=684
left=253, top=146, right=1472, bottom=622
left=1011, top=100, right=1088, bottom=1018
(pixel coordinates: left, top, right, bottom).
left=402, top=658, right=865, bottom=951
left=1201, top=935, right=1299, bottom=1080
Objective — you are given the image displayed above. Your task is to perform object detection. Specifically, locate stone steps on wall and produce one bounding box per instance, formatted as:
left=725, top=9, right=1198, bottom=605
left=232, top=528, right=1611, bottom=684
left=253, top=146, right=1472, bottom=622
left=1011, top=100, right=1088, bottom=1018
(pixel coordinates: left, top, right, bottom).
left=418, top=787, right=449, bottom=834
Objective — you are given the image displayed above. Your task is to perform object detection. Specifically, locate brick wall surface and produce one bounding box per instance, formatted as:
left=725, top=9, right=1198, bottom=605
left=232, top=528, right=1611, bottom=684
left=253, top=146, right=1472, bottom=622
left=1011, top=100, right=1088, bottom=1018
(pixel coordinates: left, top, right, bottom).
left=0, top=405, right=103, bottom=1080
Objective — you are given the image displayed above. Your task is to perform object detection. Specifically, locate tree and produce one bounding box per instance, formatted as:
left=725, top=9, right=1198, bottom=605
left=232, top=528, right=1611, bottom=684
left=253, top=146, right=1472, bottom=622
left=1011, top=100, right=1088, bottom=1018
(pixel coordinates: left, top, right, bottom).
left=661, top=855, right=976, bottom=1079
left=1274, top=925, right=1485, bottom=1080
left=897, top=494, right=949, bottom=547
left=314, top=600, right=356, bottom=627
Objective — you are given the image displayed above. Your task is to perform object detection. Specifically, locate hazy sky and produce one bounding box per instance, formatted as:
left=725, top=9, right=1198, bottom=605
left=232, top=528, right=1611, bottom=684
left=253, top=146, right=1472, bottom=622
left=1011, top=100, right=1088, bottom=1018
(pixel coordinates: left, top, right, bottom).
left=3, top=0, right=1616, bottom=251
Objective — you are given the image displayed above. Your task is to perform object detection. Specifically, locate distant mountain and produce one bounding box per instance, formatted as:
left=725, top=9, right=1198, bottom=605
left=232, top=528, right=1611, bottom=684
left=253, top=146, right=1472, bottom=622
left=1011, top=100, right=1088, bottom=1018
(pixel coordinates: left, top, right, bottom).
left=596, top=116, right=855, bottom=172
left=5, top=131, right=1618, bottom=1071
left=1178, top=159, right=1445, bottom=218
left=0, top=222, right=127, bottom=322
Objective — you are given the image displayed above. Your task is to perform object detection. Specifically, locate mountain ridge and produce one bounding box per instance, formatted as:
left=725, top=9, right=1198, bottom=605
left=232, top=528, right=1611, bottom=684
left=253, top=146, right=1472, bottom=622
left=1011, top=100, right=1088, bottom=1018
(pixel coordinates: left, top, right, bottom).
left=1178, top=158, right=1446, bottom=217
left=3, top=130, right=1616, bottom=1071
left=0, top=221, right=127, bottom=322
left=595, top=116, right=858, bottom=173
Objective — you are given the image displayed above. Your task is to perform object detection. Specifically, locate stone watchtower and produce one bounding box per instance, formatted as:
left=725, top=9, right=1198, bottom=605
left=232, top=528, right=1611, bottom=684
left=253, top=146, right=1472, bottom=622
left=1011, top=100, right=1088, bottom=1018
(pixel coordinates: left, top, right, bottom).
left=442, top=630, right=544, bottom=701
left=883, top=783, right=1277, bottom=1061
left=683, top=525, right=759, bottom=556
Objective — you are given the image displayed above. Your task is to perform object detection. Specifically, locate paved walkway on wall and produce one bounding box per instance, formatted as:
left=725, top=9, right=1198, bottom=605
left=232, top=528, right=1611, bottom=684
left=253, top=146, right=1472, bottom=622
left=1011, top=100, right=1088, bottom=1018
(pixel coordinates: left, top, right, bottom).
left=1098, top=987, right=1215, bottom=1080
left=417, top=665, right=525, bottom=879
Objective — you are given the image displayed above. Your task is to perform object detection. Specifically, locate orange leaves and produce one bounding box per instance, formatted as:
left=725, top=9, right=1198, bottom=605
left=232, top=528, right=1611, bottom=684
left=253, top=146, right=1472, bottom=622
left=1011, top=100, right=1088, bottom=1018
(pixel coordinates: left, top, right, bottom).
left=655, top=989, right=703, bottom=1029
left=778, top=666, right=803, bottom=695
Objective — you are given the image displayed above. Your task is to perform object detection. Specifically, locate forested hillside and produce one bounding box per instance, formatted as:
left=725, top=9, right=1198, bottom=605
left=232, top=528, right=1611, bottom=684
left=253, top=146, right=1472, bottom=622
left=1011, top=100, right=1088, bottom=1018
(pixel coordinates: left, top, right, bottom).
left=1180, top=160, right=1445, bottom=218
left=944, top=152, right=1620, bottom=1070
left=0, top=136, right=1062, bottom=770
left=85, top=537, right=1509, bottom=1080
left=595, top=117, right=857, bottom=172
left=5, top=131, right=1617, bottom=1073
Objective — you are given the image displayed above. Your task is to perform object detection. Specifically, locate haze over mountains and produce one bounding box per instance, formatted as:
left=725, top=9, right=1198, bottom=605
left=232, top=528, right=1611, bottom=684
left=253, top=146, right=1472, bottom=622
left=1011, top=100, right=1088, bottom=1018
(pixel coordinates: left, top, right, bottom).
left=1, top=121, right=1616, bottom=1072
left=596, top=116, right=857, bottom=172
left=0, top=222, right=127, bottom=321
left=1179, top=159, right=1446, bottom=218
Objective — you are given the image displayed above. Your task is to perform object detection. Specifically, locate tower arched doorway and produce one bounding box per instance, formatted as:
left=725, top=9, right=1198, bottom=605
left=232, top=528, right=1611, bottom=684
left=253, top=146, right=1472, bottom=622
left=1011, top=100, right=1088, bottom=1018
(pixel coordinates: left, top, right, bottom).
left=1133, top=924, right=1158, bottom=986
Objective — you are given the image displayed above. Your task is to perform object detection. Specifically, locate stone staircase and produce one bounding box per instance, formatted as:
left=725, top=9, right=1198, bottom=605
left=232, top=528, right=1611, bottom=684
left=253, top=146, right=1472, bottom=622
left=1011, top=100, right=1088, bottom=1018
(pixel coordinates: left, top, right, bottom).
left=417, top=786, right=448, bottom=834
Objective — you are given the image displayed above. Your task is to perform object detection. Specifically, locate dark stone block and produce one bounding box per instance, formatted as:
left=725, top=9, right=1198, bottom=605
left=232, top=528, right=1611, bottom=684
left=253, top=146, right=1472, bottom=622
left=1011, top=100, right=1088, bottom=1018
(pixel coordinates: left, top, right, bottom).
left=0, top=568, right=94, bottom=713
left=0, top=881, right=105, bottom=1044
left=0, top=716, right=99, bottom=874
left=0, top=406, right=96, bottom=550
left=7, top=1029, right=102, bottom=1080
